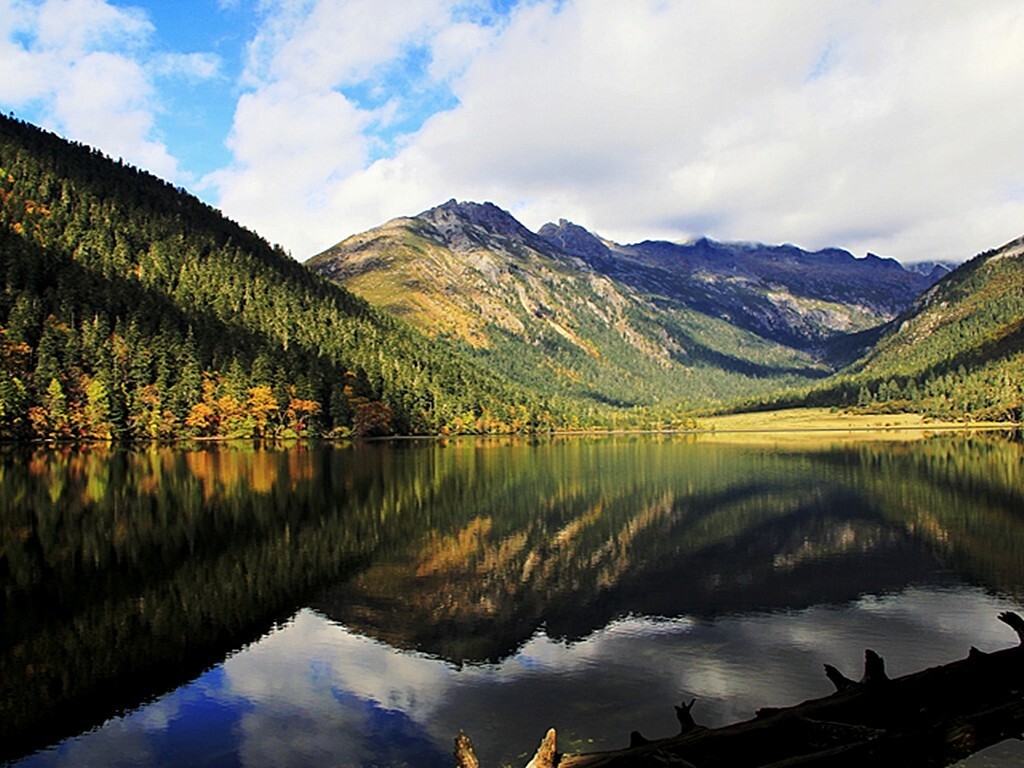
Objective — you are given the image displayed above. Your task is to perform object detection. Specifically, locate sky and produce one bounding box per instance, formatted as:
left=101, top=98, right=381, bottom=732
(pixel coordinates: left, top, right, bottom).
left=2, top=0, right=1024, bottom=263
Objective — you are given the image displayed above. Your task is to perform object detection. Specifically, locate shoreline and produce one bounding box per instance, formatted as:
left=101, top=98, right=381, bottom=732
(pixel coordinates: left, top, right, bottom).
left=698, top=408, right=1017, bottom=430
left=1, top=408, right=1018, bottom=447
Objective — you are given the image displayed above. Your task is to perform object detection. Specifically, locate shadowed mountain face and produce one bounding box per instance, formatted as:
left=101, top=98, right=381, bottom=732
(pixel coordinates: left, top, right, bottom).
left=309, top=200, right=941, bottom=408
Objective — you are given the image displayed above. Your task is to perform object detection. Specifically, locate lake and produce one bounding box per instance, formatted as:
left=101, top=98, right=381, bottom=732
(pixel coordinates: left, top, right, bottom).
left=2, top=432, right=1023, bottom=767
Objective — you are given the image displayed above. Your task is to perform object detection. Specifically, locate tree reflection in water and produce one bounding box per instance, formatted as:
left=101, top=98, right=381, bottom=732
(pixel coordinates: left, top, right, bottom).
left=2, top=433, right=1023, bottom=765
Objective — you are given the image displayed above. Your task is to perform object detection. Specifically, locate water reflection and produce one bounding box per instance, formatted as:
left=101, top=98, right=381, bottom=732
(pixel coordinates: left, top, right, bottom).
left=2, top=433, right=1024, bottom=766
left=16, top=589, right=1024, bottom=768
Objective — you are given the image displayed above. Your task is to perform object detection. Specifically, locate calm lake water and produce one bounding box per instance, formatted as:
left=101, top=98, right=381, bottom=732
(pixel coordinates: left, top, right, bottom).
left=3, top=432, right=1024, bottom=767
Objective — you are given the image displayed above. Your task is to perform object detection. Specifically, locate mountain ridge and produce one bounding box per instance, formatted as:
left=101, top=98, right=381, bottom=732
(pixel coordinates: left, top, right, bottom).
left=536, top=216, right=933, bottom=343
left=309, top=199, right=945, bottom=410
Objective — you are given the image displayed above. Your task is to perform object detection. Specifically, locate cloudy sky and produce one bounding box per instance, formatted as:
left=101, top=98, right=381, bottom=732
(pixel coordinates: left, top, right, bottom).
left=2, top=0, right=1023, bottom=263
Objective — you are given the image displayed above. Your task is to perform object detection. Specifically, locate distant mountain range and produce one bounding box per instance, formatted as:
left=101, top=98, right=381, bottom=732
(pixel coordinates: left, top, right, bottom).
left=537, top=216, right=946, bottom=344
left=309, top=199, right=949, bottom=409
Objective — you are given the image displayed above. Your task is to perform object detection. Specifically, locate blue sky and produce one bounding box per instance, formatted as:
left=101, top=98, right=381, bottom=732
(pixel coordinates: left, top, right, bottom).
left=3, top=0, right=1024, bottom=262
left=136, top=0, right=249, bottom=173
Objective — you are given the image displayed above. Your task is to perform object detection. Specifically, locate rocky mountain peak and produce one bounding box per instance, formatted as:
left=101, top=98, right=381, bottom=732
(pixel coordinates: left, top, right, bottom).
left=311, top=198, right=955, bottom=369
left=421, top=199, right=537, bottom=244
left=537, top=218, right=613, bottom=262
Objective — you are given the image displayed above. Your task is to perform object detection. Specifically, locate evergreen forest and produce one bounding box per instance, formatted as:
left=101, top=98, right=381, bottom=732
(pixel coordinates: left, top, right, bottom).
left=0, top=115, right=570, bottom=440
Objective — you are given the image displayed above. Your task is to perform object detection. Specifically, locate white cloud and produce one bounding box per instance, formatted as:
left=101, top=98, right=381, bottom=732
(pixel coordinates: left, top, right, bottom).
left=50, top=51, right=181, bottom=176
left=203, top=83, right=373, bottom=247
left=205, top=0, right=469, bottom=253
left=239, top=0, right=455, bottom=94
left=427, top=19, right=498, bottom=82
left=5, top=0, right=1023, bottom=263
left=33, top=0, right=151, bottom=53
left=0, top=0, right=221, bottom=184
left=153, top=51, right=223, bottom=81
left=209, top=0, right=1024, bottom=262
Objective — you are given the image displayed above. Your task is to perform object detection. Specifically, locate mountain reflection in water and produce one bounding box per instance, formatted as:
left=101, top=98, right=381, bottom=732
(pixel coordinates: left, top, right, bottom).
left=3, top=433, right=1024, bottom=767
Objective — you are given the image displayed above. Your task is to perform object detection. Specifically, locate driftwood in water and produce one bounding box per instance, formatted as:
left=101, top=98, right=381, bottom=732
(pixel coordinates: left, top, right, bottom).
left=456, top=612, right=1024, bottom=768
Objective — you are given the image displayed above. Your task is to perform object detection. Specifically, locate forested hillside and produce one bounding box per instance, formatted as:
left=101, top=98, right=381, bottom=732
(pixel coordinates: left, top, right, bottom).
left=0, top=115, right=562, bottom=440
left=776, top=236, right=1024, bottom=421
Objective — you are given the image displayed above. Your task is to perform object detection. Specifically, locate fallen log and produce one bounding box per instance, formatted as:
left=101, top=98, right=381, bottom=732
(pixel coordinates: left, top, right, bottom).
left=457, top=612, right=1024, bottom=768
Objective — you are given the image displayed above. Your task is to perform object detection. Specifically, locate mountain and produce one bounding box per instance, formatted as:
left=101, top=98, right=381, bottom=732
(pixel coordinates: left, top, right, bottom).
left=811, top=234, right=1024, bottom=420
left=309, top=199, right=941, bottom=410
left=537, top=221, right=933, bottom=349
left=905, top=260, right=956, bottom=281
left=0, top=116, right=559, bottom=439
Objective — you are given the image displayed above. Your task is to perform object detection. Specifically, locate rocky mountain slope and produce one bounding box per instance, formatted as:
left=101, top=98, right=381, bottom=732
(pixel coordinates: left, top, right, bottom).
left=309, top=200, right=942, bottom=409
left=537, top=219, right=936, bottom=349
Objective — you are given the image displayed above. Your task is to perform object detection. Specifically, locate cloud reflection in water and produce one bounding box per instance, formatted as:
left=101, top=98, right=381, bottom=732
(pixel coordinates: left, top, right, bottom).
left=25, top=584, right=1021, bottom=768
